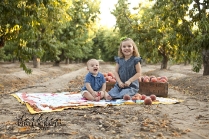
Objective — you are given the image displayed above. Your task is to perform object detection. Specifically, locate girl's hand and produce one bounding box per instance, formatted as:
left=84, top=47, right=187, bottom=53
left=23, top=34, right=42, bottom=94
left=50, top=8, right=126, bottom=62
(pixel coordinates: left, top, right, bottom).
left=118, top=82, right=125, bottom=88
left=124, top=80, right=131, bottom=87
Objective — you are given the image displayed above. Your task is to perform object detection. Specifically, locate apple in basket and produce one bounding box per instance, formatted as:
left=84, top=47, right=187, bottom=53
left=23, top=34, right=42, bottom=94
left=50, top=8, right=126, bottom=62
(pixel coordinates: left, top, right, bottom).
left=150, top=77, right=157, bottom=82
left=107, top=72, right=114, bottom=77
left=161, top=76, right=168, bottom=82
left=104, top=72, right=116, bottom=83
left=103, top=73, right=108, bottom=77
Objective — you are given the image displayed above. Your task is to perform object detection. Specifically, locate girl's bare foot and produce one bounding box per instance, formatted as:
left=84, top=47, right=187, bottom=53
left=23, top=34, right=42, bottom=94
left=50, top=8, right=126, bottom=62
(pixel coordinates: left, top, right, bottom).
left=105, top=95, right=112, bottom=100
left=104, top=92, right=112, bottom=100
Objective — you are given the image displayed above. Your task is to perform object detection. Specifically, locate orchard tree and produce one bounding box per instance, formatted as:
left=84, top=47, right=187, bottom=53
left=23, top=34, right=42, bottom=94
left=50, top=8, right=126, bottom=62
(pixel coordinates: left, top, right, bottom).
left=55, top=0, right=100, bottom=65
left=136, top=0, right=194, bottom=69
left=92, top=28, right=120, bottom=61
left=188, top=0, right=209, bottom=75
left=112, top=0, right=156, bottom=63
left=151, top=0, right=209, bottom=75
left=0, top=0, right=66, bottom=73
left=111, top=0, right=133, bottom=37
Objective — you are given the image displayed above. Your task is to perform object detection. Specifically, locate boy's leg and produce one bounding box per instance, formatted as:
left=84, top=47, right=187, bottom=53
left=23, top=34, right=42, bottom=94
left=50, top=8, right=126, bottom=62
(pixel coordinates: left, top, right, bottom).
left=98, top=91, right=105, bottom=99
left=82, top=91, right=100, bottom=101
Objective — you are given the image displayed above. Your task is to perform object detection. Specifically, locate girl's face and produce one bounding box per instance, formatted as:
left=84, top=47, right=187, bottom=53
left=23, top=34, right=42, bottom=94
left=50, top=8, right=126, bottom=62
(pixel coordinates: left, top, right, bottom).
left=121, top=41, right=134, bottom=58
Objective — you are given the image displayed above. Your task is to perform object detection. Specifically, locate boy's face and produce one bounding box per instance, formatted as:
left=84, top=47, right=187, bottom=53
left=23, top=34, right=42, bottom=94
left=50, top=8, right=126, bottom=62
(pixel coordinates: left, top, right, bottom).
left=87, top=60, right=99, bottom=75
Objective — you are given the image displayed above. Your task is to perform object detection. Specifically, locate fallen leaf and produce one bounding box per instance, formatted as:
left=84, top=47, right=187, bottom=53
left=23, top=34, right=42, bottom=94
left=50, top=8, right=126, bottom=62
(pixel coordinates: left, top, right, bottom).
left=18, top=126, right=30, bottom=132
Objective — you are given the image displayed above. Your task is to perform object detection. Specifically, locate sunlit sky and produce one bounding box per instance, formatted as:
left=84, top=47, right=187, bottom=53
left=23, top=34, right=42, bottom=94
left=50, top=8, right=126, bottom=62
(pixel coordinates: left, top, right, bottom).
left=99, top=0, right=141, bottom=27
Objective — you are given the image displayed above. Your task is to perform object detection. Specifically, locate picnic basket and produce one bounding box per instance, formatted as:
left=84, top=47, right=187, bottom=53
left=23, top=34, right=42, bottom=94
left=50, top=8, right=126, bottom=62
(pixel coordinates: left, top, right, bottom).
left=105, top=81, right=168, bottom=97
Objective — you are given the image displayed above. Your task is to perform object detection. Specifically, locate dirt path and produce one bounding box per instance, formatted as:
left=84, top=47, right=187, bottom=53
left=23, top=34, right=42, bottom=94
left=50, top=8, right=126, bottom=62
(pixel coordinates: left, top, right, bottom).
left=0, top=62, right=208, bottom=139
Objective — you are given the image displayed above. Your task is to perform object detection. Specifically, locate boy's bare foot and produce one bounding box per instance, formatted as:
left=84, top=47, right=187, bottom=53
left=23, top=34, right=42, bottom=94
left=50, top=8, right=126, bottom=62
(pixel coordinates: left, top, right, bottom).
left=94, top=96, right=100, bottom=101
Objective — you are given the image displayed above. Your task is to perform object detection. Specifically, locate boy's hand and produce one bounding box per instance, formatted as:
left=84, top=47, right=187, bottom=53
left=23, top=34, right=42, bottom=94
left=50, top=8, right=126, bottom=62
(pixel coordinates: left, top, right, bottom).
left=91, top=91, right=98, bottom=97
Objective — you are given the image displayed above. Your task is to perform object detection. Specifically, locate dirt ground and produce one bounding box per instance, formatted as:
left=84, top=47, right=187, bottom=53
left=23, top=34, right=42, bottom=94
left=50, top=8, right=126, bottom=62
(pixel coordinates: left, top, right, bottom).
left=0, top=62, right=209, bottom=139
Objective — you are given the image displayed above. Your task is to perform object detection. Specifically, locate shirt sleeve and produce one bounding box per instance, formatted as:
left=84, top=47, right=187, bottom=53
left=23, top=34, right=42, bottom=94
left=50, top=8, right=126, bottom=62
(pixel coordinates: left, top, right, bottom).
left=99, top=72, right=106, bottom=83
left=134, top=57, right=142, bottom=65
left=84, top=73, right=91, bottom=83
left=102, top=75, right=106, bottom=83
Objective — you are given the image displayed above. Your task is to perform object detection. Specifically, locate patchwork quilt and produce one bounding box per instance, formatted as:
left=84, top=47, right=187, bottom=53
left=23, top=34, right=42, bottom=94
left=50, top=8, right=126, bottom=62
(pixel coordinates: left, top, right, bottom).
left=12, top=92, right=183, bottom=114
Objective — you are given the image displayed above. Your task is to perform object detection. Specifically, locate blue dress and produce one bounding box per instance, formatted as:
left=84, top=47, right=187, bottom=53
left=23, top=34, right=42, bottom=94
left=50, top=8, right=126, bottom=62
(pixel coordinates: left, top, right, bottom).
left=108, top=56, right=142, bottom=99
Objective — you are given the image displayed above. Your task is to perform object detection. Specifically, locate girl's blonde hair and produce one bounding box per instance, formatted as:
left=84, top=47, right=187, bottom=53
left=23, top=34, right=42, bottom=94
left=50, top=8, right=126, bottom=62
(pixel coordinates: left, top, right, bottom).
left=118, top=38, right=140, bottom=58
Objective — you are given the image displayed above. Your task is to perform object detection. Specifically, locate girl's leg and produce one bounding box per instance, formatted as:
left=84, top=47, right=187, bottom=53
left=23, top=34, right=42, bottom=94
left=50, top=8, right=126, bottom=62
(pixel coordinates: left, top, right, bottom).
left=120, top=88, right=138, bottom=99
left=104, top=92, right=112, bottom=100
left=108, top=86, right=121, bottom=99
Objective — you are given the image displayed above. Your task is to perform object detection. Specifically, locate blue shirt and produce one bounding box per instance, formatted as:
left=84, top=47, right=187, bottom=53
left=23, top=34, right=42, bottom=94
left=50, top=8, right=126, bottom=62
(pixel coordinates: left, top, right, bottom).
left=81, top=72, right=106, bottom=91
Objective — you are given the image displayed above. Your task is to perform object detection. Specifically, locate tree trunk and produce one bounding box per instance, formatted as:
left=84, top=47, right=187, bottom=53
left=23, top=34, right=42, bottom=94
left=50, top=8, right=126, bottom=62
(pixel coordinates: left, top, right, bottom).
left=161, top=55, right=168, bottom=69
left=203, top=49, right=209, bottom=76
left=76, top=59, right=80, bottom=63
left=33, top=56, right=40, bottom=68
left=54, top=61, right=60, bottom=66
left=0, top=36, right=5, bottom=48
left=65, top=58, right=69, bottom=64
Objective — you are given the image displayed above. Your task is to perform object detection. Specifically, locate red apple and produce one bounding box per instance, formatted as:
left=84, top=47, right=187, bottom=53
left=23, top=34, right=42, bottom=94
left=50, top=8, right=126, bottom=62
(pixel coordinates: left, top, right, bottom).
left=143, top=78, right=149, bottom=82
left=150, top=94, right=156, bottom=101
left=107, top=72, right=114, bottom=77
left=151, top=77, right=157, bottom=82
left=103, top=73, right=107, bottom=77
left=132, top=93, right=142, bottom=100
left=144, top=97, right=152, bottom=105
left=141, top=94, right=147, bottom=100
left=123, top=94, right=131, bottom=100
left=160, top=78, right=167, bottom=83
left=161, top=76, right=168, bottom=81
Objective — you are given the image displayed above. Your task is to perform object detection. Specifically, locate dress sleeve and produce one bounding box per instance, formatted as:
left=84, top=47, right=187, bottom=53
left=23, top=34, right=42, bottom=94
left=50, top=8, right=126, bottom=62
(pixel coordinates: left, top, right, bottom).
left=134, top=57, right=142, bottom=65
left=114, top=56, right=120, bottom=64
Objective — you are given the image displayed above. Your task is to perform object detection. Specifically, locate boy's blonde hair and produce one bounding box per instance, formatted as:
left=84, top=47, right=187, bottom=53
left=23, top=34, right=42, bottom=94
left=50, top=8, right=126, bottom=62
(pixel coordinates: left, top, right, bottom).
left=86, top=59, right=99, bottom=67
left=118, top=38, right=140, bottom=58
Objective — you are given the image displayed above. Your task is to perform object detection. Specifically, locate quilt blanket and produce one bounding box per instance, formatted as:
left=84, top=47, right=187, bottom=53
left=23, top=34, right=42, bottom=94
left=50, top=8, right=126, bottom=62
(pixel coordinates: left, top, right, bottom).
left=12, top=92, right=183, bottom=114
